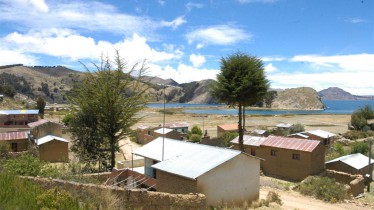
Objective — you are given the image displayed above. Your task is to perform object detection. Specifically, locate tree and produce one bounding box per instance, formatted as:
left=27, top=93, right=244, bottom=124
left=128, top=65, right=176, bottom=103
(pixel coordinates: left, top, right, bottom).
left=350, top=105, right=374, bottom=130
left=264, top=90, right=278, bottom=108
left=36, top=97, right=46, bottom=118
left=69, top=52, right=148, bottom=170
left=289, top=123, right=305, bottom=134
left=187, top=125, right=203, bottom=142
left=211, top=51, right=269, bottom=151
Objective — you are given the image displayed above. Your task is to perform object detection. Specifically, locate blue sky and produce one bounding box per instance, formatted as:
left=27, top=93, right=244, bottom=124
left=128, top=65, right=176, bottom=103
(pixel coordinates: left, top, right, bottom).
left=0, top=0, right=373, bottom=95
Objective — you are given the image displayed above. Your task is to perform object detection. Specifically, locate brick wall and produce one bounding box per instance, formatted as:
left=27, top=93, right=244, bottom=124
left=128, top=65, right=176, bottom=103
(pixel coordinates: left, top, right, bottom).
left=22, top=176, right=206, bottom=210
left=157, top=170, right=198, bottom=194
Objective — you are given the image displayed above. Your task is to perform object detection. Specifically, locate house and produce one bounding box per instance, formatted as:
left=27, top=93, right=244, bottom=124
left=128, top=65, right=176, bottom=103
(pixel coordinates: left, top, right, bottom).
left=0, top=110, right=39, bottom=128
left=134, top=125, right=185, bottom=144
left=0, top=131, right=29, bottom=152
left=28, top=119, right=63, bottom=139
left=289, top=129, right=336, bottom=147
left=231, top=135, right=325, bottom=181
left=36, top=135, right=69, bottom=162
left=326, top=153, right=374, bottom=177
left=217, top=124, right=238, bottom=138
left=163, top=122, right=189, bottom=134
left=273, top=123, right=293, bottom=135
left=133, top=137, right=261, bottom=206
left=252, top=129, right=269, bottom=137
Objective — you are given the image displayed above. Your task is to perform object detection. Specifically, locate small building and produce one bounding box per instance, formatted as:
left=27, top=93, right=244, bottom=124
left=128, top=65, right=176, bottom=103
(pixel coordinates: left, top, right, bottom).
left=134, top=137, right=260, bottom=206
left=289, top=129, right=336, bottom=147
left=134, top=125, right=185, bottom=144
left=217, top=124, right=238, bottom=138
left=273, top=122, right=293, bottom=135
left=326, top=153, right=374, bottom=177
left=231, top=135, right=325, bottom=181
left=28, top=119, right=63, bottom=139
left=0, top=131, right=29, bottom=152
left=36, top=135, right=69, bottom=162
left=163, top=122, right=189, bottom=134
left=0, top=110, right=39, bottom=128
left=252, top=129, right=269, bottom=137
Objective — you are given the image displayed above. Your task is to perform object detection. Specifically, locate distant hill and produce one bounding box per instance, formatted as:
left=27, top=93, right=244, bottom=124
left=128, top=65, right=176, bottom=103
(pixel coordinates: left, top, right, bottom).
left=272, top=87, right=325, bottom=110
left=319, top=87, right=373, bottom=100
left=142, top=76, right=178, bottom=86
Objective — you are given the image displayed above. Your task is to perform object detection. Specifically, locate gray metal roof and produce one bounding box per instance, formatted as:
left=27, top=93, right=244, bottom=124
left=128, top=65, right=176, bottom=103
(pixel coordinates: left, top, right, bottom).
left=37, top=135, right=69, bottom=146
left=154, top=127, right=173, bottom=135
left=326, top=153, right=374, bottom=170
left=0, top=110, right=39, bottom=115
left=231, top=135, right=266, bottom=147
left=134, top=137, right=241, bottom=179
left=306, top=129, right=336, bottom=139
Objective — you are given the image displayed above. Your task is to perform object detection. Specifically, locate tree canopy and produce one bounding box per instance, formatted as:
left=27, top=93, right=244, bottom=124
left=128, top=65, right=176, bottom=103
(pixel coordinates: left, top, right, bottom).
left=350, top=105, right=374, bottom=131
left=68, top=52, right=148, bottom=170
left=211, top=51, right=269, bottom=151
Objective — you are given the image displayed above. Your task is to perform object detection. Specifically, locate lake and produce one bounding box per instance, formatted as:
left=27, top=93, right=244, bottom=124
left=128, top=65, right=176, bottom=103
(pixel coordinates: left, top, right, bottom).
left=147, top=100, right=374, bottom=115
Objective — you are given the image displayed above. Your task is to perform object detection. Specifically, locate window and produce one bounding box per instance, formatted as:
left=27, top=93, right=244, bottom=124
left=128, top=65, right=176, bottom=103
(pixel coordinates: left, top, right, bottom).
left=270, top=149, right=277, bottom=156
left=147, top=130, right=152, bottom=136
left=250, top=148, right=256, bottom=156
left=292, top=153, right=300, bottom=160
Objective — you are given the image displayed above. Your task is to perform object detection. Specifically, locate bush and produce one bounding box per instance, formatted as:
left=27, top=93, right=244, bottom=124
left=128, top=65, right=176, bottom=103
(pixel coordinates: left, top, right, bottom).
left=190, top=134, right=202, bottom=142
left=297, top=176, right=347, bottom=203
left=0, top=142, right=10, bottom=160
left=222, top=132, right=239, bottom=147
left=187, top=125, right=203, bottom=142
left=289, top=123, right=305, bottom=134
left=343, top=130, right=374, bottom=140
left=36, top=188, right=81, bottom=210
left=3, top=153, right=45, bottom=176
left=350, top=141, right=369, bottom=155
left=62, top=113, right=74, bottom=126
left=266, top=191, right=282, bottom=205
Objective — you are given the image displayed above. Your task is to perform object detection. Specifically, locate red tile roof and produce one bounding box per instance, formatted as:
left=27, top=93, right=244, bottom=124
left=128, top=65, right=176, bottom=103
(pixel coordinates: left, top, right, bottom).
left=27, top=119, right=49, bottom=128
left=260, top=136, right=320, bottom=152
left=0, top=131, right=29, bottom=141
left=218, top=124, right=238, bottom=131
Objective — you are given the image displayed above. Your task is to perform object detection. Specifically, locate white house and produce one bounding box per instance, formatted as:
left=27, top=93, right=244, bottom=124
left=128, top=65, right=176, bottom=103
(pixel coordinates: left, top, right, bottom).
left=134, top=137, right=261, bottom=206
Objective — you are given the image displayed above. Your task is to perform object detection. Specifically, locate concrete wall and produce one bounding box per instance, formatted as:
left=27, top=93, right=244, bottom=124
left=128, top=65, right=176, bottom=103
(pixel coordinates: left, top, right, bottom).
left=22, top=176, right=206, bottom=210
left=198, top=153, right=260, bottom=206
left=157, top=170, right=198, bottom=194
left=38, top=140, right=69, bottom=162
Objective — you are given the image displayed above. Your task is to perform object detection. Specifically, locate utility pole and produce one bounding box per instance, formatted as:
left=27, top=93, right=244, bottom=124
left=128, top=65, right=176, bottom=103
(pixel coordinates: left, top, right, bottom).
left=162, top=84, right=166, bottom=161
left=368, top=138, right=373, bottom=192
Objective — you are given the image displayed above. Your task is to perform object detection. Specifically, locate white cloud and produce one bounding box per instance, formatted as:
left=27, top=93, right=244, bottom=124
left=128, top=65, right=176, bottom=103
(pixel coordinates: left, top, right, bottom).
left=261, top=56, right=286, bottom=62
left=186, top=2, right=204, bottom=12
left=0, top=1, right=179, bottom=36
left=147, top=63, right=219, bottom=84
left=345, top=18, right=367, bottom=24
left=189, top=54, right=206, bottom=67
left=1, top=29, right=182, bottom=65
left=237, top=0, right=278, bottom=3
left=158, top=0, right=166, bottom=6
left=264, top=63, right=277, bottom=73
left=29, top=0, right=49, bottom=12
left=291, top=54, right=374, bottom=72
left=186, top=25, right=252, bottom=47
left=0, top=49, right=37, bottom=66
left=160, top=16, right=187, bottom=30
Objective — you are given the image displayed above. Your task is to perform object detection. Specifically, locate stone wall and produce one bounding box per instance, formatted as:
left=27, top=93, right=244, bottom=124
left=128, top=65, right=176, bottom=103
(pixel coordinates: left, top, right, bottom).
left=22, top=176, right=206, bottom=210
left=325, top=169, right=365, bottom=197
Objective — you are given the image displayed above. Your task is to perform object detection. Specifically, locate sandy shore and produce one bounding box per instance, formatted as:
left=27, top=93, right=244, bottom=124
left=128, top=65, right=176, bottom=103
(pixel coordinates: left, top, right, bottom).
left=135, top=107, right=351, bottom=138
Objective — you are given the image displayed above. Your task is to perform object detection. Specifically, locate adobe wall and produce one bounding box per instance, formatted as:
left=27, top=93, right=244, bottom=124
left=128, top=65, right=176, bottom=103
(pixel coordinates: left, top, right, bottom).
left=22, top=176, right=206, bottom=210
left=157, top=170, right=198, bottom=194
left=325, top=169, right=365, bottom=197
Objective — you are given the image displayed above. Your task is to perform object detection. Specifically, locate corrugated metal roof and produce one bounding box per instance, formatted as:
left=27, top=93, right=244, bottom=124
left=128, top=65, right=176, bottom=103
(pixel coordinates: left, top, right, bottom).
left=0, top=110, right=39, bottom=115
left=261, top=136, right=320, bottom=152
left=231, top=135, right=266, bottom=147
left=218, top=124, right=238, bottom=131
left=252, top=129, right=267, bottom=135
left=134, top=137, right=241, bottom=179
left=37, top=135, right=69, bottom=145
left=154, top=127, right=173, bottom=134
left=326, top=153, right=374, bottom=170
left=306, top=130, right=336, bottom=139
left=276, top=123, right=293, bottom=128
left=288, top=133, right=309, bottom=139
left=135, top=125, right=151, bottom=130
left=27, top=119, right=50, bottom=128
left=163, top=122, right=189, bottom=128
left=0, top=131, right=29, bottom=141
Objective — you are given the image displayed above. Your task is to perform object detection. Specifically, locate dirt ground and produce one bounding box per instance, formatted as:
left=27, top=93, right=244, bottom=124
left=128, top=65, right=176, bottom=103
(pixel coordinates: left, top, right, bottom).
left=135, top=107, right=351, bottom=138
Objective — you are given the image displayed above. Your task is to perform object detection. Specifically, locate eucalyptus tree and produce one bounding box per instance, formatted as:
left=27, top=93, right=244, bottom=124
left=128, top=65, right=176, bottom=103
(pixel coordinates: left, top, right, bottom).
left=211, top=51, right=269, bottom=152
left=69, top=51, right=149, bottom=170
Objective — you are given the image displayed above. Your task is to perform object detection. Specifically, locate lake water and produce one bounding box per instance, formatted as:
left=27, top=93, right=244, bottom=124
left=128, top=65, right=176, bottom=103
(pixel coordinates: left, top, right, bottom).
left=147, top=100, right=374, bottom=115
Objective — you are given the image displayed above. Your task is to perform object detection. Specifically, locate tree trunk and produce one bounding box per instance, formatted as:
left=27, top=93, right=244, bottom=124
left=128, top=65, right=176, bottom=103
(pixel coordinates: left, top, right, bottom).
left=238, top=104, right=244, bottom=152
left=243, top=106, right=246, bottom=132
left=110, top=136, right=116, bottom=170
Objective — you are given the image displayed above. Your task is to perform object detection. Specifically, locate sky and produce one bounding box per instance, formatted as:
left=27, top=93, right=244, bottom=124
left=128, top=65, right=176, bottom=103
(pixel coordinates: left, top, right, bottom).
left=0, top=0, right=373, bottom=95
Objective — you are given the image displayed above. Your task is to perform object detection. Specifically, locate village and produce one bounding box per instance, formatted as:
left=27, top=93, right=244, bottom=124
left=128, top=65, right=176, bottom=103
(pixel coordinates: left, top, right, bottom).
left=0, top=104, right=373, bottom=209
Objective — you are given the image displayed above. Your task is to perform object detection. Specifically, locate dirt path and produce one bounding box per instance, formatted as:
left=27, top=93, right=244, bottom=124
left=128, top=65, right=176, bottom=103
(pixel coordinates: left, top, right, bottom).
left=260, top=187, right=372, bottom=210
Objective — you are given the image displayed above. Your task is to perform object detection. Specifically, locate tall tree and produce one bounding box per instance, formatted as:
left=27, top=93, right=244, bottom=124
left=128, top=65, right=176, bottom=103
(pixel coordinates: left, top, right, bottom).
left=36, top=97, right=46, bottom=118
left=264, top=90, right=278, bottom=108
left=211, top=51, right=269, bottom=152
left=69, top=52, right=148, bottom=170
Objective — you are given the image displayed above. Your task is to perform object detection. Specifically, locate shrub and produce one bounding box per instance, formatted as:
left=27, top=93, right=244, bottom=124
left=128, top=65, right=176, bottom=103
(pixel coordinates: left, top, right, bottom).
left=36, top=188, right=81, bottom=210
left=266, top=191, right=282, bottom=205
left=62, top=113, right=74, bottom=126
left=0, top=142, right=10, bottom=160
left=222, top=132, right=239, bottom=147
left=187, top=125, right=203, bottom=142
left=190, top=134, right=202, bottom=142
left=350, top=141, right=369, bottom=155
left=297, top=176, right=347, bottom=203
left=4, top=153, right=44, bottom=176
left=289, top=123, right=305, bottom=134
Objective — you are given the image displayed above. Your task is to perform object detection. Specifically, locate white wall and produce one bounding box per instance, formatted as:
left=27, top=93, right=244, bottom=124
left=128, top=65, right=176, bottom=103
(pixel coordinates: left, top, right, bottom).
left=197, top=154, right=260, bottom=206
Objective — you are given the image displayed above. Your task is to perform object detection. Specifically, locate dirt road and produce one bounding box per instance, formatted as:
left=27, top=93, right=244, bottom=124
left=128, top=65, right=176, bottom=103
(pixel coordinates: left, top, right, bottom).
left=260, top=187, right=372, bottom=210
